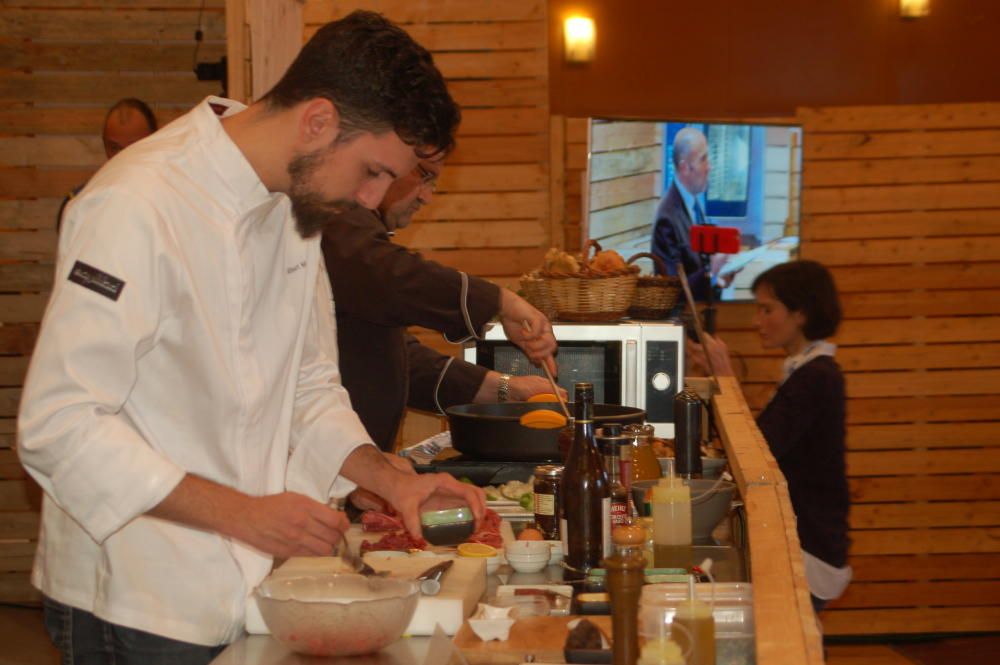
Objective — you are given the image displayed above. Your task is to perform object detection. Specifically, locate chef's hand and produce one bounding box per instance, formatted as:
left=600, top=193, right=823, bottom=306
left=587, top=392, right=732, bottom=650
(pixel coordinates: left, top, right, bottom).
left=686, top=334, right=735, bottom=377
left=237, top=492, right=349, bottom=559
left=149, top=474, right=349, bottom=559
left=473, top=372, right=567, bottom=403
left=498, top=289, right=558, bottom=376
left=340, top=446, right=486, bottom=541
left=385, top=472, right=487, bottom=541
left=508, top=374, right=567, bottom=402
left=348, top=453, right=416, bottom=512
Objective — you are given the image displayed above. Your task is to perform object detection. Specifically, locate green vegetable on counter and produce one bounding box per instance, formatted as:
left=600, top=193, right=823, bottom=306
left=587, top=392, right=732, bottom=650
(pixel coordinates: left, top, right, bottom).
left=519, top=493, right=534, bottom=511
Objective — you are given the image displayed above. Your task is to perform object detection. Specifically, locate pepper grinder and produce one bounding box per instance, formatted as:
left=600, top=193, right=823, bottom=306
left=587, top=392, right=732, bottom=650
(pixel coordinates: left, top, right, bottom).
left=605, top=523, right=646, bottom=665
left=673, top=387, right=703, bottom=478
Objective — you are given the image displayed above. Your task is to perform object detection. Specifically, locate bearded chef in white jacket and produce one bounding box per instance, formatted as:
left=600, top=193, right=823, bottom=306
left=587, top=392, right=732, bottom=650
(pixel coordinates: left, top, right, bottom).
left=17, top=12, right=484, bottom=664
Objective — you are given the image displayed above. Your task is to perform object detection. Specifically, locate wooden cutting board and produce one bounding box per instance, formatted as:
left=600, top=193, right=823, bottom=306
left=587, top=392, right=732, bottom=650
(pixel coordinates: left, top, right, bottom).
left=453, top=615, right=613, bottom=665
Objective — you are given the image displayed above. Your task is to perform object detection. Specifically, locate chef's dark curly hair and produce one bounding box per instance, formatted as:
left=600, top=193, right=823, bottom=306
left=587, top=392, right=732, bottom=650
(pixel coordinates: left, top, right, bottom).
left=261, top=10, right=459, bottom=156
left=752, top=260, right=842, bottom=341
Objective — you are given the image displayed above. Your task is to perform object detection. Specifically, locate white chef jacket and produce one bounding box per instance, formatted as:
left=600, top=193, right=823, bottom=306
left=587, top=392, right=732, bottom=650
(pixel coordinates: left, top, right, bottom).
left=17, top=96, right=373, bottom=646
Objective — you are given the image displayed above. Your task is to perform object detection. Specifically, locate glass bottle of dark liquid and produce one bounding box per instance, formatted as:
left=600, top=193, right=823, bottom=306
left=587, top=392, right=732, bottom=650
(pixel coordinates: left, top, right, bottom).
left=598, top=425, right=630, bottom=533
left=561, top=382, right=610, bottom=578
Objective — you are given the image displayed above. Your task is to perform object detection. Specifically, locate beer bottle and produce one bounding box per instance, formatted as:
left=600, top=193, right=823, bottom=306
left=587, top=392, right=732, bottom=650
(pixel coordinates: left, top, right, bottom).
left=562, top=382, right=610, bottom=577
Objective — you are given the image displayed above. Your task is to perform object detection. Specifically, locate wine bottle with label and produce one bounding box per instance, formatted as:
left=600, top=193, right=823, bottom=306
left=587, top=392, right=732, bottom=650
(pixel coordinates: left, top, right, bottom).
left=561, top=382, right=611, bottom=577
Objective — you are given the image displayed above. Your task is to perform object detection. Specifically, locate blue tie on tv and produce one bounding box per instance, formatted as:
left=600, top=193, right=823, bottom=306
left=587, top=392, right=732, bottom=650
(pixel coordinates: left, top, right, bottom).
left=693, top=200, right=706, bottom=224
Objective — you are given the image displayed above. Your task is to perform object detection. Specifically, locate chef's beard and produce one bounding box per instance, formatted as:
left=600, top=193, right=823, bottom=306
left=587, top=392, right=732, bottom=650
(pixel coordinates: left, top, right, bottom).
left=287, top=147, right=359, bottom=239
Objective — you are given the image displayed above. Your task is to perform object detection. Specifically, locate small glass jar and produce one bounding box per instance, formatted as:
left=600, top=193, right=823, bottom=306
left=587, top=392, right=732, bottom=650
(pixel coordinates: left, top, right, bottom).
left=533, top=464, right=564, bottom=541
left=625, top=423, right=662, bottom=483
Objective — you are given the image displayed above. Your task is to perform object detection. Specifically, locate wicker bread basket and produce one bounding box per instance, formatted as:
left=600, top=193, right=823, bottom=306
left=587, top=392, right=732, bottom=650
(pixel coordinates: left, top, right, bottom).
left=626, top=252, right=681, bottom=319
left=520, top=240, right=639, bottom=322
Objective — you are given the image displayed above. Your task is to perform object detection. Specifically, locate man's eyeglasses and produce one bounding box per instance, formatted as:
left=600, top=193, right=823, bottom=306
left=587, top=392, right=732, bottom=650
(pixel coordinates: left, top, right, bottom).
left=416, top=163, right=438, bottom=192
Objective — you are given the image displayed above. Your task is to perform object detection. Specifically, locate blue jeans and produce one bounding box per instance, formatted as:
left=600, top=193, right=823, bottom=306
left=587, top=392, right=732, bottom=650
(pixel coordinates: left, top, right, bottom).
left=43, top=597, right=226, bottom=665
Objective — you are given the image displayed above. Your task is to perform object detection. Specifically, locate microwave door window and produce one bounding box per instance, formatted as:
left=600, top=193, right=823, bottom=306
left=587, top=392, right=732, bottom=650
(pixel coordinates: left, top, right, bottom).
left=488, top=342, right=622, bottom=405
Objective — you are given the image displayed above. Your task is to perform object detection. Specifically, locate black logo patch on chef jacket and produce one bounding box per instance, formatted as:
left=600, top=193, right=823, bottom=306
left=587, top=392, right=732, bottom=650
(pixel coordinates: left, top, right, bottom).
left=68, top=261, right=125, bottom=301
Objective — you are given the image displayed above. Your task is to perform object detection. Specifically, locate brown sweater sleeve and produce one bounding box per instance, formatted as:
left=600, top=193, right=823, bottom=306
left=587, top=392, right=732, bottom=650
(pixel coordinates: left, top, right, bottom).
left=321, top=208, right=501, bottom=340
left=404, top=335, right=488, bottom=413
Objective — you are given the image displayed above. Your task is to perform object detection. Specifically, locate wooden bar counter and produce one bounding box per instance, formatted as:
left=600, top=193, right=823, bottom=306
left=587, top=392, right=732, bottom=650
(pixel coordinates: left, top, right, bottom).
left=711, top=376, right=826, bottom=665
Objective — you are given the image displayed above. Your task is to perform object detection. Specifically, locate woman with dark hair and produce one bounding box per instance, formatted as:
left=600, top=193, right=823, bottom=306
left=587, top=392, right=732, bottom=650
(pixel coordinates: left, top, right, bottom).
left=689, top=259, right=851, bottom=613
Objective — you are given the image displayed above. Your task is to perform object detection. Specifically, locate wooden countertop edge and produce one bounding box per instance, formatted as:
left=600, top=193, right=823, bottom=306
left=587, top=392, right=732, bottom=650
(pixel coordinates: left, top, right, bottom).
left=711, top=376, right=825, bottom=665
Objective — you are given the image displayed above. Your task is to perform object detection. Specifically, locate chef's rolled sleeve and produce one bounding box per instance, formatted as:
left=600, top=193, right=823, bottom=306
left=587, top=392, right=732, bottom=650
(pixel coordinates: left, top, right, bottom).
left=286, top=266, right=374, bottom=501
left=18, top=189, right=187, bottom=544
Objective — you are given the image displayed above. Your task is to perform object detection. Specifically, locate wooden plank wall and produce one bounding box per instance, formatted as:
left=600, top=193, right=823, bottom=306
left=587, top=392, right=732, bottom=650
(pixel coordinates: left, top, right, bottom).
left=0, top=0, right=225, bottom=604
left=586, top=119, right=663, bottom=264
left=301, top=1, right=553, bottom=445
left=717, top=102, right=1000, bottom=635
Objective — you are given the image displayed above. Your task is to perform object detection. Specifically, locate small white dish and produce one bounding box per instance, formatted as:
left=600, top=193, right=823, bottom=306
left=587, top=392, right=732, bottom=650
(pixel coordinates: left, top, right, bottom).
left=468, top=603, right=515, bottom=641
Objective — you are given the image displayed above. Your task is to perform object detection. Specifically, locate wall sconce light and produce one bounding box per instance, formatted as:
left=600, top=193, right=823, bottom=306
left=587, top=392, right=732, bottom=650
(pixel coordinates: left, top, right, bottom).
left=564, top=16, right=595, bottom=63
left=899, top=0, right=930, bottom=18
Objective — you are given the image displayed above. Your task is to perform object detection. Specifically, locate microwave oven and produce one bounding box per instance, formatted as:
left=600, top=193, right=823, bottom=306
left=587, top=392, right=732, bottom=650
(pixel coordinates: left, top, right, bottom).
left=464, top=321, right=684, bottom=437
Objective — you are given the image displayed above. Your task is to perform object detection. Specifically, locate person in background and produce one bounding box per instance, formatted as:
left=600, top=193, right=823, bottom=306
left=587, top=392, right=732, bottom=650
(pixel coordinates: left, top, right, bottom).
left=322, top=153, right=560, bottom=452
left=687, top=260, right=851, bottom=613
left=57, top=98, right=159, bottom=230
left=651, top=126, right=730, bottom=300
left=19, top=12, right=483, bottom=664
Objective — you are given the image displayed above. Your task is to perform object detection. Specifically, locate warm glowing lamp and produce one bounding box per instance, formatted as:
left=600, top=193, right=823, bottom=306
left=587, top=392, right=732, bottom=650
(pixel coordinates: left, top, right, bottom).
left=564, top=16, right=595, bottom=63
left=900, top=0, right=930, bottom=18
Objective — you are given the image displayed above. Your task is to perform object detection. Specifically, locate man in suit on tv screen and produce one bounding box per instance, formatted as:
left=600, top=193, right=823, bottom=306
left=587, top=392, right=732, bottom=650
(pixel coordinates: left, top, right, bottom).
left=651, top=126, right=716, bottom=300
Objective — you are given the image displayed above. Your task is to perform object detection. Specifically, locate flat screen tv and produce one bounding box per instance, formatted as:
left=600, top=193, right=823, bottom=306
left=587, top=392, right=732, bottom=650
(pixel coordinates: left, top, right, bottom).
left=585, top=118, right=802, bottom=302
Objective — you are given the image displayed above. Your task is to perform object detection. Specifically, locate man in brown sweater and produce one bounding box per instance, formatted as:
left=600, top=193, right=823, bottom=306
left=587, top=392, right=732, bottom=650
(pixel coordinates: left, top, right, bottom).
left=322, top=157, right=560, bottom=451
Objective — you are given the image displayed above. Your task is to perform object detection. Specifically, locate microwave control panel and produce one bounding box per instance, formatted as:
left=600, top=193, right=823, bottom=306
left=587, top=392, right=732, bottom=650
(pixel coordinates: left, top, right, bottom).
left=644, top=340, right=680, bottom=424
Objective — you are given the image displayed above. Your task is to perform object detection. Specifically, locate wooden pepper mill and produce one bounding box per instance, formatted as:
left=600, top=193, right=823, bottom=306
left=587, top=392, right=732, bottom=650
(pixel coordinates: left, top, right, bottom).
left=605, top=523, right=647, bottom=665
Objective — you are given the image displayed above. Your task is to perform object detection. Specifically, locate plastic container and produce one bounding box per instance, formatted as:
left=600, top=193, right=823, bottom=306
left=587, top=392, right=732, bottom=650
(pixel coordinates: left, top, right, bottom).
left=640, top=582, right=755, bottom=665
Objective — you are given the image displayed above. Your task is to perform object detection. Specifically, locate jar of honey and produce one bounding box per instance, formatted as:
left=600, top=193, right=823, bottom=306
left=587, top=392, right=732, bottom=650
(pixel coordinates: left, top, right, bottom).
left=624, top=423, right=662, bottom=483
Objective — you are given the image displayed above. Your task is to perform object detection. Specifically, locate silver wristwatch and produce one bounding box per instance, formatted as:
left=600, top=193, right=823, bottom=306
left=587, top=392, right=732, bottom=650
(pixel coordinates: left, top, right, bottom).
left=497, top=373, right=512, bottom=402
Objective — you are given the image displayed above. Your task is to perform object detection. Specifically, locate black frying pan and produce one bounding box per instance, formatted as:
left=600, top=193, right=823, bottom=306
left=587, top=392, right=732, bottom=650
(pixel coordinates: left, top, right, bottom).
left=446, top=402, right=646, bottom=462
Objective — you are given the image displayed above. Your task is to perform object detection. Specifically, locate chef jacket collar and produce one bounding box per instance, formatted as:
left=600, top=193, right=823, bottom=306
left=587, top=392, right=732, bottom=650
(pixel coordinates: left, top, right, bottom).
left=194, top=96, right=286, bottom=222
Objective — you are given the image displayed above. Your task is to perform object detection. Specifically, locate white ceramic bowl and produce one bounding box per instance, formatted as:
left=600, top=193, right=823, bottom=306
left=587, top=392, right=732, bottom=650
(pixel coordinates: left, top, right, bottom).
left=255, top=574, right=419, bottom=656
left=485, top=554, right=502, bottom=575
left=545, top=540, right=564, bottom=565
left=505, top=550, right=550, bottom=560
left=506, top=557, right=549, bottom=573
left=506, top=540, right=550, bottom=557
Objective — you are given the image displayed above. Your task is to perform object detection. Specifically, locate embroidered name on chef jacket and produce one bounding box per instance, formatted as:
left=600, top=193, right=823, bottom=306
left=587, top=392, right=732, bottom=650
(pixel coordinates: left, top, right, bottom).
left=68, top=261, right=125, bottom=301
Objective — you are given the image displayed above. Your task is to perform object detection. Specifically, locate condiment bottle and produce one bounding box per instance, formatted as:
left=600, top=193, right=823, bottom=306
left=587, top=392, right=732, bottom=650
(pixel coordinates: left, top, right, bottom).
left=605, top=524, right=646, bottom=665
left=598, top=425, right=630, bottom=533
left=624, top=423, right=662, bottom=483
left=651, top=470, right=691, bottom=570
left=674, top=387, right=703, bottom=478
left=562, top=382, right=611, bottom=578
left=671, top=577, right=715, bottom=665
